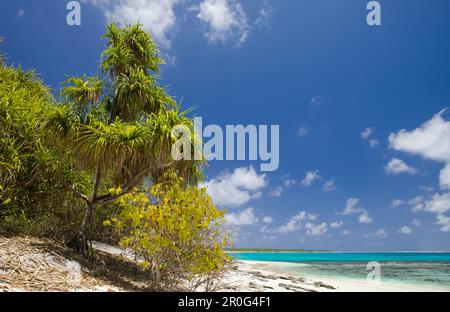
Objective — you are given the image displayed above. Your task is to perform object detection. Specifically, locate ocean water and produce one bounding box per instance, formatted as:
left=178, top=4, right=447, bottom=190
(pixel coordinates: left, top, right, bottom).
left=229, top=252, right=450, bottom=290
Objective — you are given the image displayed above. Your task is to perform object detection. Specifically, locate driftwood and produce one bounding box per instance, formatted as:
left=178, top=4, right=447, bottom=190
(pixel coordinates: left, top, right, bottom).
left=278, top=283, right=318, bottom=292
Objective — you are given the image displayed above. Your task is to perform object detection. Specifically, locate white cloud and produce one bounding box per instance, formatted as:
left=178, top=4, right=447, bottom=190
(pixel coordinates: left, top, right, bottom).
left=18, top=9, right=25, bottom=18
left=376, top=228, right=388, bottom=238
left=343, top=198, right=363, bottom=215
left=369, top=139, right=379, bottom=148
left=225, top=207, right=258, bottom=226
left=194, top=0, right=249, bottom=46
left=384, top=158, right=418, bottom=175
left=358, top=212, right=373, bottom=224
left=323, top=179, right=337, bottom=192
left=302, top=170, right=320, bottom=187
left=424, top=193, right=450, bottom=214
left=268, top=186, right=282, bottom=197
left=436, top=215, right=450, bottom=232
left=343, top=198, right=373, bottom=224
left=262, top=234, right=277, bottom=241
left=409, top=196, right=425, bottom=213
left=86, top=0, right=181, bottom=49
left=310, top=96, right=323, bottom=108
left=277, top=219, right=301, bottom=233
left=419, top=185, right=434, bottom=193
left=276, top=211, right=315, bottom=233
left=390, top=198, right=406, bottom=208
left=269, top=175, right=296, bottom=198
left=307, top=214, right=318, bottom=221
left=389, top=110, right=450, bottom=163
left=87, top=0, right=271, bottom=50
left=412, top=218, right=422, bottom=227
left=254, top=0, right=273, bottom=29
left=390, top=196, right=427, bottom=213
left=262, top=216, right=273, bottom=224
left=297, top=127, right=310, bottom=137
left=330, top=221, right=343, bottom=229
left=361, top=127, right=374, bottom=139
left=282, top=175, right=297, bottom=187
left=399, top=226, right=413, bottom=234
left=364, top=228, right=388, bottom=239
left=389, top=111, right=450, bottom=233
left=439, top=164, right=450, bottom=190
left=302, top=170, right=337, bottom=192
left=202, top=166, right=267, bottom=207
left=361, top=127, right=379, bottom=147
left=305, top=222, right=328, bottom=236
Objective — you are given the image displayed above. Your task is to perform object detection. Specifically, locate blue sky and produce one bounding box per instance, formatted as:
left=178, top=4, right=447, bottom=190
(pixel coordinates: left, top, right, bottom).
left=1, top=0, right=450, bottom=250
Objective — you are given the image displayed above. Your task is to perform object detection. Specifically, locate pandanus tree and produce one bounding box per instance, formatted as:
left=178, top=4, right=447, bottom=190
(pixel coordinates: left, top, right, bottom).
left=0, top=65, right=58, bottom=209
left=47, top=24, right=203, bottom=255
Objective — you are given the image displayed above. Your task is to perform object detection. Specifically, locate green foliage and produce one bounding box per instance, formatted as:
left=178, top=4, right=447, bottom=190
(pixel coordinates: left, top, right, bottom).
left=51, top=23, right=203, bottom=193
left=108, top=172, right=230, bottom=290
left=101, top=23, right=162, bottom=77
left=61, top=75, right=103, bottom=121
left=0, top=64, right=87, bottom=237
left=0, top=65, right=54, bottom=196
left=44, top=23, right=206, bottom=255
left=0, top=24, right=219, bottom=290
left=100, top=23, right=175, bottom=122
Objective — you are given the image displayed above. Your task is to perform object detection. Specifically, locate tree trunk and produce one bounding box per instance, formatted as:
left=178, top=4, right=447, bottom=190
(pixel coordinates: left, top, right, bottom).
left=152, top=261, right=161, bottom=290
left=73, top=166, right=101, bottom=256
left=77, top=202, right=94, bottom=256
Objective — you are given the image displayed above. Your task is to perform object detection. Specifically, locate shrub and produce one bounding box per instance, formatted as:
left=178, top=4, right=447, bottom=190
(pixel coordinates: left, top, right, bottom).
left=108, top=172, right=231, bottom=291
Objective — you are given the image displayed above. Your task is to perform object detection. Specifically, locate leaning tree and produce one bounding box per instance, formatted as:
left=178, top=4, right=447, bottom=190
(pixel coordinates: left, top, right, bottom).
left=47, top=24, right=202, bottom=255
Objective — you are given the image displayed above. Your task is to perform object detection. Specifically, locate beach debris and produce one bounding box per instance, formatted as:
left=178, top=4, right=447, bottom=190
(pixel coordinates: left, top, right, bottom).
left=314, top=281, right=336, bottom=290
left=279, top=283, right=318, bottom=292
left=250, top=271, right=278, bottom=280
left=0, top=236, right=144, bottom=292
left=224, top=286, right=237, bottom=291
left=278, top=276, right=292, bottom=281
left=248, top=282, right=259, bottom=290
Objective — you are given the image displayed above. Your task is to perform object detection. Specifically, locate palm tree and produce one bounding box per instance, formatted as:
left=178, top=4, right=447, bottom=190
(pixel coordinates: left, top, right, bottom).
left=47, top=24, right=203, bottom=255
left=61, top=75, right=103, bottom=122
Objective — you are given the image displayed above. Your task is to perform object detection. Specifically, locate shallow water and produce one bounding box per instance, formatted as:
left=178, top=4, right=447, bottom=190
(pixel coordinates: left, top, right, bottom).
left=229, top=252, right=450, bottom=290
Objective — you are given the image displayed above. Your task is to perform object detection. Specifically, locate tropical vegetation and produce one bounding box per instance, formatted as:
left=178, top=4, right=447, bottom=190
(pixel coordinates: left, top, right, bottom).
left=0, top=25, right=229, bottom=290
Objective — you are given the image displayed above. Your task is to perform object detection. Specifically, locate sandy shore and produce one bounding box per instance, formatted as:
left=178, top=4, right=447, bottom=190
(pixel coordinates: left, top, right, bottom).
left=1, top=237, right=446, bottom=292
left=216, top=260, right=447, bottom=292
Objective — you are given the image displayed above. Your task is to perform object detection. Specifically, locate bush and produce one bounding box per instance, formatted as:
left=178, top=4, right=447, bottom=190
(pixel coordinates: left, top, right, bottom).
left=108, top=172, right=231, bottom=291
left=0, top=63, right=88, bottom=239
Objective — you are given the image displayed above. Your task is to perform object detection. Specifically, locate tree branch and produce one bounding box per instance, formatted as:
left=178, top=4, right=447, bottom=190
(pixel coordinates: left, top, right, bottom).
left=93, top=167, right=148, bottom=204
left=92, top=159, right=179, bottom=205
left=63, top=180, right=90, bottom=204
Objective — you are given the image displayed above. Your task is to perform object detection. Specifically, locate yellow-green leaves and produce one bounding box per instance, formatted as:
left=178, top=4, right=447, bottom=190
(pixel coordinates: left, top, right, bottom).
left=108, top=172, right=230, bottom=290
left=61, top=75, right=103, bottom=120
left=101, top=23, right=163, bottom=78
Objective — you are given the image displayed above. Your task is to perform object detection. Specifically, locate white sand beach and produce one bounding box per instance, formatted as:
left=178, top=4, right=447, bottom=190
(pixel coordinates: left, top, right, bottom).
left=216, top=260, right=448, bottom=292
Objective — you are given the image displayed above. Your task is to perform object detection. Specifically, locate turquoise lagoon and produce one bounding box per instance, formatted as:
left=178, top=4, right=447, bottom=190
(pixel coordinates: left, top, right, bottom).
left=229, top=252, right=450, bottom=290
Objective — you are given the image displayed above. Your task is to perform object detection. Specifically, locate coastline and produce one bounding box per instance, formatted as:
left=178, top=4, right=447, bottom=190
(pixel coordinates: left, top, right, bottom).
left=217, top=260, right=450, bottom=292
left=2, top=236, right=448, bottom=292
